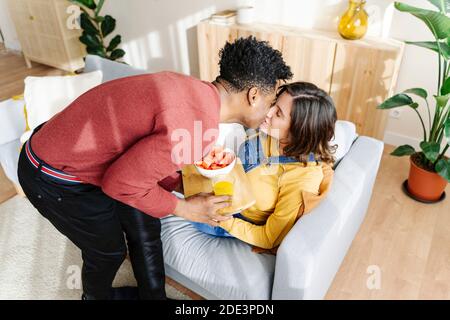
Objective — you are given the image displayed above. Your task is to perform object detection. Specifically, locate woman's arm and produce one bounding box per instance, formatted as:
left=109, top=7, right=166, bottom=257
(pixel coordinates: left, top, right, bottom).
left=220, top=168, right=323, bottom=249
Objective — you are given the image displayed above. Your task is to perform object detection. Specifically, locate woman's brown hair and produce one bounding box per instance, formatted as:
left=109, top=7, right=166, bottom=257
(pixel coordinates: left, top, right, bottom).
left=278, top=82, right=337, bottom=164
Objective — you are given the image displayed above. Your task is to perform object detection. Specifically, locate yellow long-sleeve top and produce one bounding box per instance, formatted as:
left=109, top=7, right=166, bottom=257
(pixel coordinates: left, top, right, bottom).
left=219, top=133, right=329, bottom=250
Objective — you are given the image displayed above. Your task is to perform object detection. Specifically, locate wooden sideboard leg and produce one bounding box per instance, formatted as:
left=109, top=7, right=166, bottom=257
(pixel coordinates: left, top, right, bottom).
left=24, top=55, right=32, bottom=68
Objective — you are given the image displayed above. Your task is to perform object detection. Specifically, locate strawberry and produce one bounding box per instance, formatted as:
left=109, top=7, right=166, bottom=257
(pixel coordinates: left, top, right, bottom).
left=215, top=151, right=225, bottom=161
left=203, top=155, right=214, bottom=167
left=195, top=146, right=234, bottom=170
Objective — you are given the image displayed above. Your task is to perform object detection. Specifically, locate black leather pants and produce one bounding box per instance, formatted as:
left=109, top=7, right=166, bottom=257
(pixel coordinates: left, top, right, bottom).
left=116, top=202, right=166, bottom=300
left=18, top=145, right=166, bottom=300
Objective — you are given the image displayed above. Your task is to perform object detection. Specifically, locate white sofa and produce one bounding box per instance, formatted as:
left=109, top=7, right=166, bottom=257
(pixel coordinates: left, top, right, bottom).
left=0, top=55, right=384, bottom=300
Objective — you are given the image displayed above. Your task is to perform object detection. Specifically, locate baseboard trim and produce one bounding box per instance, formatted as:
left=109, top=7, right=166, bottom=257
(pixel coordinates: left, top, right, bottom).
left=3, top=39, right=21, bottom=52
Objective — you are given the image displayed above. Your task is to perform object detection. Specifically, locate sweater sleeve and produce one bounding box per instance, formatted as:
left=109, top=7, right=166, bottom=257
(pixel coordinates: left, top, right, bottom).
left=220, top=167, right=323, bottom=249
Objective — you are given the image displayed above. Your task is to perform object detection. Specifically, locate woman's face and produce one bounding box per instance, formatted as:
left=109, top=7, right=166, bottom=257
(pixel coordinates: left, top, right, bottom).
left=259, top=91, right=293, bottom=142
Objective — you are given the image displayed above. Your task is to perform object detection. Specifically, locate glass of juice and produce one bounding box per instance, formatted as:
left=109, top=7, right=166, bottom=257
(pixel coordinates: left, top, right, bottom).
left=212, top=175, right=234, bottom=215
left=212, top=174, right=234, bottom=197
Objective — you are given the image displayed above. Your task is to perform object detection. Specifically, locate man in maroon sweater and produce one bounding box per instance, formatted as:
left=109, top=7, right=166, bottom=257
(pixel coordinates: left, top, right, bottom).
left=17, top=37, right=292, bottom=299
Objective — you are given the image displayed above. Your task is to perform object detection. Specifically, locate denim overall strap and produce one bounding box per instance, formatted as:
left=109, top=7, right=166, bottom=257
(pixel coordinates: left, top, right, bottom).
left=267, top=155, right=298, bottom=164
left=240, top=134, right=320, bottom=171
left=240, top=134, right=266, bottom=173
left=267, top=152, right=318, bottom=164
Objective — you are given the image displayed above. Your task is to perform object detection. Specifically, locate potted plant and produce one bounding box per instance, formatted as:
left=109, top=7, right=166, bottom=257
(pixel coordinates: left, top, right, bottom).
left=378, top=0, right=450, bottom=202
left=70, top=0, right=125, bottom=61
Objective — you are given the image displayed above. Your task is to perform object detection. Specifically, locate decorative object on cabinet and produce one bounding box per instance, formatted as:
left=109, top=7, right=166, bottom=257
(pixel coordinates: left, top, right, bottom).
left=338, top=0, right=369, bottom=40
left=210, top=10, right=237, bottom=26
left=237, top=6, right=256, bottom=25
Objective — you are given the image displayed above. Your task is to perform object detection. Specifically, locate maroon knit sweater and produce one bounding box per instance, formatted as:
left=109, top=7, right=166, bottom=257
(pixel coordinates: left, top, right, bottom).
left=31, top=71, right=220, bottom=217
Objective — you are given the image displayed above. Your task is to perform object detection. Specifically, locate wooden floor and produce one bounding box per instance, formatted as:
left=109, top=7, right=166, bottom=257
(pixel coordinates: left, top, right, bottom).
left=0, top=46, right=449, bottom=300
left=326, top=144, right=450, bottom=300
left=0, top=43, right=65, bottom=101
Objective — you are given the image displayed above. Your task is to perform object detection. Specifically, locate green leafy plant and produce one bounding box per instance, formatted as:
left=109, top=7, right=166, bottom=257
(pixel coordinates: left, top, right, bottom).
left=70, top=0, right=125, bottom=61
left=378, top=0, right=450, bottom=182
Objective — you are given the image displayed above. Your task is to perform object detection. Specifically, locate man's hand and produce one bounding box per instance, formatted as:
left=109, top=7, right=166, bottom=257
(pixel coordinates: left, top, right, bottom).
left=174, top=193, right=232, bottom=226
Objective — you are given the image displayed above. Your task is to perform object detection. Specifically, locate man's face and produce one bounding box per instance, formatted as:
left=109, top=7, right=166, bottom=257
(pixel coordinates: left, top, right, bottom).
left=243, top=89, right=277, bottom=129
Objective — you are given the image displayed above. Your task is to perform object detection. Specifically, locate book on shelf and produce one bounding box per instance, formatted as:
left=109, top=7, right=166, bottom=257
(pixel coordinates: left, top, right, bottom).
left=210, top=10, right=237, bottom=26
left=211, top=10, right=237, bottom=19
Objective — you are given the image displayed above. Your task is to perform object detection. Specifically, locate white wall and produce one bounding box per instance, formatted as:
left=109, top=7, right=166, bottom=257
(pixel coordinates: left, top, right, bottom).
left=103, top=0, right=396, bottom=76
left=103, top=0, right=241, bottom=77
left=0, top=0, right=21, bottom=50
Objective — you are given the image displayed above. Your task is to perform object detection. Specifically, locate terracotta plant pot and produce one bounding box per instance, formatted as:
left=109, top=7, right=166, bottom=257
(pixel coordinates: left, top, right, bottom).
left=407, top=156, right=447, bottom=202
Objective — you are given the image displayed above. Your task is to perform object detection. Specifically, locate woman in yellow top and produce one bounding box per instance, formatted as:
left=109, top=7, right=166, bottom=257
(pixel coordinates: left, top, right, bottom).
left=192, top=82, right=337, bottom=250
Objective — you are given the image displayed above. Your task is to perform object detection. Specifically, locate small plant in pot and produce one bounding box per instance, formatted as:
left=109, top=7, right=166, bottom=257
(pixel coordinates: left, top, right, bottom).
left=378, top=0, right=450, bottom=203
left=70, top=0, right=125, bottom=61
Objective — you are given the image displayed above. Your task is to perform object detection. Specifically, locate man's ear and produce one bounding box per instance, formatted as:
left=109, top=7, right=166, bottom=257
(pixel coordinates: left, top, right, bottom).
left=247, top=87, right=258, bottom=107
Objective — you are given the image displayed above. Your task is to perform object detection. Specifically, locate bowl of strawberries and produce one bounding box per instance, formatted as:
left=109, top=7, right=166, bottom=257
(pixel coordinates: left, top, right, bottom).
left=194, top=145, right=236, bottom=178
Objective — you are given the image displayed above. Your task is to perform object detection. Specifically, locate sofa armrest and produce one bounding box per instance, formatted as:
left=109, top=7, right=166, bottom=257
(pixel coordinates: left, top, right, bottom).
left=272, top=136, right=384, bottom=300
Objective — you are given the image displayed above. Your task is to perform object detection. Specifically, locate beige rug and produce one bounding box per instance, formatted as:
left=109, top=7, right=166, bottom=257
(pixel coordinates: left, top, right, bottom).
left=0, top=195, right=191, bottom=300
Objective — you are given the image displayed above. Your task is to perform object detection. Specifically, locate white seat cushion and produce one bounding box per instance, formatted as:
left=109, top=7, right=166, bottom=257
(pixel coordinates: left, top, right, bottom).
left=161, top=215, right=276, bottom=299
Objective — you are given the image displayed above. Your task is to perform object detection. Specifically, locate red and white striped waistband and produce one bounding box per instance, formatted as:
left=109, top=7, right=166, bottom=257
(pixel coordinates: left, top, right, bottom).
left=25, top=140, right=84, bottom=184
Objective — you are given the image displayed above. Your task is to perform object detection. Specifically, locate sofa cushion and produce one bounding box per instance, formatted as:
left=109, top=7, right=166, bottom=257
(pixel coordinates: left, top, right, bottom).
left=161, top=215, right=276, bottom=299
left=84, top=55, right=147, bottom=83
left=331, top=120, right=357, bottom=164
left=216, top=123, right=248, bottom=155
left=21, top=71, right=103, bottom=143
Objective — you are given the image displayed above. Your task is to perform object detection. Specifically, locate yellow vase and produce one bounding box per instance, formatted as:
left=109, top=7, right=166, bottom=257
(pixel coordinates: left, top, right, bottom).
left=338, top=0, right=368, bottom=40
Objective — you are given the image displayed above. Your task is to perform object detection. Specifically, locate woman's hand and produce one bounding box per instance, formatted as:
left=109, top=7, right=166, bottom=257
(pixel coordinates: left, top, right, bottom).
left=173, top=193, right=232, bottom=226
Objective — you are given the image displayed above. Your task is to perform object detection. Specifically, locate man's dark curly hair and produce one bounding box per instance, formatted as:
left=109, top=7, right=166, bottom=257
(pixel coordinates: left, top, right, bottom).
left=217, top=36, right=293, bottom=93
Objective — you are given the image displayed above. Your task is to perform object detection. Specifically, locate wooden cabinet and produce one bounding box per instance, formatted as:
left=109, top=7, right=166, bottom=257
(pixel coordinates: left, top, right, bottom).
left=7, top=0, right=85, bottom=72
left=197, top=21, right=404, bottom=139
